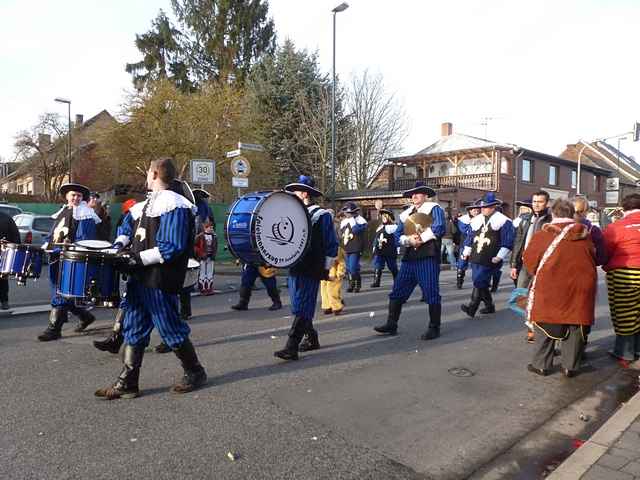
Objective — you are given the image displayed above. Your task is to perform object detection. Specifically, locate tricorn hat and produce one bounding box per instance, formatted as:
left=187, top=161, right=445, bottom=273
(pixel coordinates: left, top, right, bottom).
left=59, top=183, right=90, bottom=201
left=379, top=208, right=395, bottom=220
left=341, top=201, right=360, bottom=214
left=465, top=199, right=482, bottom=211
left=515, top=198, right=533, bottom=208
left=192, top=188, right=210, bottom=201
left=284, top=175, right=323, bottom=197
left=402, top=181, right=436, bottom=198
left=477, top=192, right=502, bottom=208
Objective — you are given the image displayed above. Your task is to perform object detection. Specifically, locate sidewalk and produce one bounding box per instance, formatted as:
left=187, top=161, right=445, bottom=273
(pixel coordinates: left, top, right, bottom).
left=549, top=386, right=640, bottom=479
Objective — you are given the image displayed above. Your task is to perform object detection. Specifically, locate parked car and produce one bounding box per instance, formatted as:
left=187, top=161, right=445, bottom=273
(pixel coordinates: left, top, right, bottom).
left=0, top=203, right=23, bottom=218
left=13, top=213, right=54, bottom=246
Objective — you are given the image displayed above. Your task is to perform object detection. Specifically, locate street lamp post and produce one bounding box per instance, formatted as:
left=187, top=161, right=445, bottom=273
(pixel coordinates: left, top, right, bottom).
left=331, top=2, right=349, bottom=208
left=54, top=97, right=72, bottom=183
left=576, top=141, right=587, bottom=196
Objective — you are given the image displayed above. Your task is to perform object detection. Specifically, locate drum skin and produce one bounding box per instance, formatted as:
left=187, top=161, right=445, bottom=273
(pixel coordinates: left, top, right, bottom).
left=0, top=243, right=43, bottom=281
left=57, top=249, right=120, bottom=307
left=226, top=191, right=311, bottom=268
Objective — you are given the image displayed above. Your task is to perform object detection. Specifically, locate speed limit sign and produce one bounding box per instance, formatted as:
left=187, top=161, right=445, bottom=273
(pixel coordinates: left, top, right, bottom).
left=190, top=159, right=216, bottom=184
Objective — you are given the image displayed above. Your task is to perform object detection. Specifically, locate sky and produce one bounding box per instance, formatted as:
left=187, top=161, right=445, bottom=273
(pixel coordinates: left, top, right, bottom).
left=1, top=0, right=639, bottom=164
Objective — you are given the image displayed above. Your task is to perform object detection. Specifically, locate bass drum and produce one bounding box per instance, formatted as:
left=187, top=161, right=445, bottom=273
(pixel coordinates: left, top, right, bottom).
left=225, top=191, right=311, bottom=268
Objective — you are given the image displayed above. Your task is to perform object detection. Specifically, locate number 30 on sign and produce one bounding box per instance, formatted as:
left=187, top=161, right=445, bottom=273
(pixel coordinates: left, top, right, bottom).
left=190, top=159, right=216, bottom=184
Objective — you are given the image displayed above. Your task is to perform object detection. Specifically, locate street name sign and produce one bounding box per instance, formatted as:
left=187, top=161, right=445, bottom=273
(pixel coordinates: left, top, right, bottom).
left=232, top=177, right=249, bottom=188
left=226, top=149, right=242, bottom=158
left=237, top=142, right=265, bottom=152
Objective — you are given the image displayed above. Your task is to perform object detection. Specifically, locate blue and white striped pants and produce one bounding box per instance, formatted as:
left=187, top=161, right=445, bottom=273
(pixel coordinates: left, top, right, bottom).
left=122, top=279, right=191, bottom=349
left=389, top=257, right=441, bottom=304
left=288, top=275, right=320, bottom=319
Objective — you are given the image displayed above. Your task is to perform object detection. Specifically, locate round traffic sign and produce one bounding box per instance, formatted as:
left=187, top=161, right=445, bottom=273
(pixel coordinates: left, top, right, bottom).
left=231, top=156, right=251, bottom=177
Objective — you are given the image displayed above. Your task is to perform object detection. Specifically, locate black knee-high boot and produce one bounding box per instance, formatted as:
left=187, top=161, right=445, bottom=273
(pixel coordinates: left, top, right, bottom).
left=354, top=273, right=362, bottom=293
left=479, top=288, right=495, bottom=314
left=374, top=299, right=403, bottom=335
left=371, top=270, right=382, bottom=288
left=346, top=274, right=354, bottom=293
left=171, top=338, right=207, bottom=393
left=93, top=308, right=125, bottom=353
left=461, top=288, right=482, bottom=318
left=421, top=304, right=442, bottom=340
left=37, top=308, right=68, bottom=341
left=275, top=316, right=306, bottom=360
left=267, top=286, right=282, bottom=311
left=456, top=269, right=465, bottom=289
left=95, top=344, right=145, bottom=399
left=231, top=286, right=251, bottom=310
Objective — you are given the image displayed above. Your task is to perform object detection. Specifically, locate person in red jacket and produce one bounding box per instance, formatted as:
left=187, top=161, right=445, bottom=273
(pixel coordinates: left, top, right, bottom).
left=602, top=193, right=640, bottom=362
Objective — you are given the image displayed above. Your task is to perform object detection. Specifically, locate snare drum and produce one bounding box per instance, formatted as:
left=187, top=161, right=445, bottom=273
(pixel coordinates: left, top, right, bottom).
left=56, top=245, right=121, bottom=307
left=0, top=243, right=43, bottom=285
left=183, top=258, right=200, bottom=289
left=225, top=191, right=311, bottom=268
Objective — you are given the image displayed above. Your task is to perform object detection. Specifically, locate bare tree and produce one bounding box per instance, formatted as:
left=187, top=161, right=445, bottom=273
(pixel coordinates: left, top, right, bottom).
left=345, top=70, right=407, bottom=189
left=14, top=113, right=69, bottom=200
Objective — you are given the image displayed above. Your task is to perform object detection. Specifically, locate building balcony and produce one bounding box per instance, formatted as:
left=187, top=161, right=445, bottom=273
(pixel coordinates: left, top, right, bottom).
left=390, top=172, right=496, bottom=192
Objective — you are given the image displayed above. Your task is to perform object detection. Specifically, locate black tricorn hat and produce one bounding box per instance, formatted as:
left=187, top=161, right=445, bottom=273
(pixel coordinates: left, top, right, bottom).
left=402, top=181, right=436, bottom=198
left=379, top=208, right=395, bottom=220
left=284, top=175, right=323, bottom=197
left=59, top=183, right=90, bottom=201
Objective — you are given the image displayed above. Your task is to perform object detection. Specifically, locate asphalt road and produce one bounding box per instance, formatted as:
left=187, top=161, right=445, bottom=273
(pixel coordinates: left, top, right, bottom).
left=0, top=270, right=631, bottom=480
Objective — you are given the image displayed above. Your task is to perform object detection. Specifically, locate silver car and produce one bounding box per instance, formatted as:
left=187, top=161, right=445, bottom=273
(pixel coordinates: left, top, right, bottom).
left=14, top=213, right=55, bottom=246
left=0, top=204, right=23, bottom=218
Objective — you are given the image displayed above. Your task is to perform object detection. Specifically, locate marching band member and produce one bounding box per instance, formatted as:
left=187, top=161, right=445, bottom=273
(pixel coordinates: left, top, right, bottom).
left=37, top=183, right=101, bottom=342
left=231, top=263, right=282, bottom=311
left=460, top=192, right=515, bottom=318
left=93, top=198, right=137, bottom=354
left=374, top=181, right=445, bottom=340
left=274, top=175, right=338, bottom=360
left=95, top=158, right=206, bottom=399
left=370, top=208, right=398, bottom=288
left=339, top=202, right=367, bottom=293
left=455, top=201, right=480, bottom=289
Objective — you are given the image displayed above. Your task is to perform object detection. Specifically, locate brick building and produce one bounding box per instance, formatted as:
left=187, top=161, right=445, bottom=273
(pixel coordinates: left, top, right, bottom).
left=336, top=123, right=616, bottom=221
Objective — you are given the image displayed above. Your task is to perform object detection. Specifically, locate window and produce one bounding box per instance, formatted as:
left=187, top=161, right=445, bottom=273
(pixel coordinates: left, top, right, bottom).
left=571, top=170, right=577, bottom=189
left=501, top=158, right=510, bottom=174
left=521, top=159, right=532, bottom=182
left=548, top=165, right=558, bottom=186
left=394, top=165, right=417, bottom=179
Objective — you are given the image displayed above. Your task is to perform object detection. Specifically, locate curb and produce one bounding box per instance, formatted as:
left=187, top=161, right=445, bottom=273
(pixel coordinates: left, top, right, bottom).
left=547, top=389, right=640, bottom=479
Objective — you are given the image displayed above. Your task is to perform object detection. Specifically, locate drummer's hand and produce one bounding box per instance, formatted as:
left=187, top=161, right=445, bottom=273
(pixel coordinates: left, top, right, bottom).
left=491, top=256, right=502, bottom=264
left=112, top=242, right=125, bottom=253
left=117, top=251, right=142, bottom=271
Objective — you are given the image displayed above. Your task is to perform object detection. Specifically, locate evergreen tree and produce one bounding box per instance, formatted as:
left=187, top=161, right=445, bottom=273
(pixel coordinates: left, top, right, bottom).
left=127, top=1, right=276, bottom=90
left=248, top=39, right=350, bottom=189
left=125, top=10, right=194, bottom=92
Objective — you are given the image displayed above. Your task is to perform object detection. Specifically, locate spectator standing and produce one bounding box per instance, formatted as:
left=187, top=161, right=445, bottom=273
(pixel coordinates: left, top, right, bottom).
left=89, top=192, right=112, bottom=241
left=524, top=199, right=596, bottom=377
left=602, top=193, right=640, bottom=362
left=510, top=190, right=552, bottom=343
